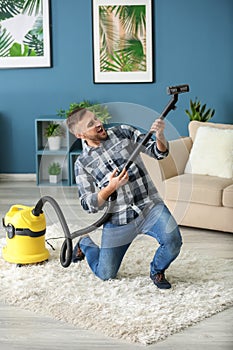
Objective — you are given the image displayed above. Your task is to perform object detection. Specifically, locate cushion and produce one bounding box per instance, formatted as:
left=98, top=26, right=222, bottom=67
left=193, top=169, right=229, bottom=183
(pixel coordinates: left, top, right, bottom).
left=164, top=174, right=233, bottom=206
left=188, top=120, right=233, bottom=142
left=184, top=126, right=233, bottom=179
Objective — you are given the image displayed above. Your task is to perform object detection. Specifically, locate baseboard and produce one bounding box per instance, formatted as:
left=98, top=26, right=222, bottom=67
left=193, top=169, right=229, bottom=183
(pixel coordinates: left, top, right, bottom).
left=0, top=174, right=36, bottom=182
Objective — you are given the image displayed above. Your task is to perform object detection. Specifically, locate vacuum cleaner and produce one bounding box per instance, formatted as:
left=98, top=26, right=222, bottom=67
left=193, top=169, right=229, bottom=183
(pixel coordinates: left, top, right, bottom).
left=1, top=85, right=189, bottom=268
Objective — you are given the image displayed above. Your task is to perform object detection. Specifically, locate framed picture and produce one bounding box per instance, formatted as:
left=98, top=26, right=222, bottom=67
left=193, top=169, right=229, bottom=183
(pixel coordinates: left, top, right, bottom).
left=92, top=0, right=154, bottom=83
left=0, top=0, right=52, bottom=69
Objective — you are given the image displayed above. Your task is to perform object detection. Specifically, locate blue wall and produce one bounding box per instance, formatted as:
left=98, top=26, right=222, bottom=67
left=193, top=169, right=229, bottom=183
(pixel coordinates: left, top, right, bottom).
left=0, top=0, right=233, bottom=173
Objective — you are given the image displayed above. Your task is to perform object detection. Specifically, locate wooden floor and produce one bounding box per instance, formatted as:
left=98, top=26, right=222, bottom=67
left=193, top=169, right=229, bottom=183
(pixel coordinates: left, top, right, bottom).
left=0, top=181, right=233, bottom=350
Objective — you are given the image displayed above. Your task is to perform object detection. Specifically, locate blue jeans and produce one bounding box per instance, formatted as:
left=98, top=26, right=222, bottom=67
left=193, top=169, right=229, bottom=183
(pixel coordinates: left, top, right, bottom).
left=79, top=204, right=182, bottom=281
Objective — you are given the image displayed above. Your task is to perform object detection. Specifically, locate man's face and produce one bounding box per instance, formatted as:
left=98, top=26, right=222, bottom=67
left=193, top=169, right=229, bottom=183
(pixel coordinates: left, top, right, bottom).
left=77, top=110, right=108, bottom=147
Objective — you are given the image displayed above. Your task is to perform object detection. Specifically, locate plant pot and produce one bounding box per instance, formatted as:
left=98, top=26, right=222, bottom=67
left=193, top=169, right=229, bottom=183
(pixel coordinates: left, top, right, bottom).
left=48, top=136, right=62, bottom=151
left=49, top=174, right=62, bottom=184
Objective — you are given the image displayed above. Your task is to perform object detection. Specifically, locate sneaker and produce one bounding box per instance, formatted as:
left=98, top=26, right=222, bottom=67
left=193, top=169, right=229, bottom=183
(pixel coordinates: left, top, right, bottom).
left=150, top=272, right=171, bottom=289
left=72, top=238, right=85, bottom=263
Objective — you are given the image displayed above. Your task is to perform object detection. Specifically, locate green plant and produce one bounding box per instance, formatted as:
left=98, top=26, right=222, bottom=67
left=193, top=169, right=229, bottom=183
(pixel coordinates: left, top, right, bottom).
left=44, top=122, right=64, bottom=138
left=0, top=29, right=14, bottom=57
left=0, top=0, right=44, bottom=57
left=98, top=5, right=146, bottom=72
left=57, top=100, right=112, bottom=124
left=185, top=98, right=215, bottom=122
left=48, top=162, right=61, bottom=175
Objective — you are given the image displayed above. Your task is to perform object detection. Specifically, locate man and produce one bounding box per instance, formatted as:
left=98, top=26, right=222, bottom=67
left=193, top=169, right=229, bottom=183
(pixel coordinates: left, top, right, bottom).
left=66, top=107, right=182, bottom=289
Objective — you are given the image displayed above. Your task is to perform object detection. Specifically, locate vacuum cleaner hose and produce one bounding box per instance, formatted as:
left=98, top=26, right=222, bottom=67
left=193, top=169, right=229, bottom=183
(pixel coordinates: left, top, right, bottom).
left=33, top=196, right=73, bottom=267
left=32, top=195, right=116, bottom=268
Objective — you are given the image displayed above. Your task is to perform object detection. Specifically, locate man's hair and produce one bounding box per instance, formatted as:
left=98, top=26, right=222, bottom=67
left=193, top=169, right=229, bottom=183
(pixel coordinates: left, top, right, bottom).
left=66, top=107, right=87, bottom=135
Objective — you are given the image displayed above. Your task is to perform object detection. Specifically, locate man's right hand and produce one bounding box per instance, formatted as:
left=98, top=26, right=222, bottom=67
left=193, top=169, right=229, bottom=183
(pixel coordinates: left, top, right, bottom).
left=109, top=168, right=129, bottom=190
left=98, top=168, right=129, bottom=205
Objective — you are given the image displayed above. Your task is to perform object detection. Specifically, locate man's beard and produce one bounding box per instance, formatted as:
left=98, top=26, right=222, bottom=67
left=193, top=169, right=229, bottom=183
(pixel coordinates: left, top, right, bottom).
left=84, top=127, right=108, bottom=143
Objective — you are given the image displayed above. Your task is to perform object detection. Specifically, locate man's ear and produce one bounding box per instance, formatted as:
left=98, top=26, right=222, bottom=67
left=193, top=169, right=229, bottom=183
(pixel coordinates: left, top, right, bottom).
left=76, top=132, right=84, bottom=139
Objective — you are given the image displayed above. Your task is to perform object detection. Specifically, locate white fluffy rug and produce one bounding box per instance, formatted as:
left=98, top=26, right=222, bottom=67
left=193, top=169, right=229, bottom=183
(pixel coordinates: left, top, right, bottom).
left=0, top=224, right=233, bottom=345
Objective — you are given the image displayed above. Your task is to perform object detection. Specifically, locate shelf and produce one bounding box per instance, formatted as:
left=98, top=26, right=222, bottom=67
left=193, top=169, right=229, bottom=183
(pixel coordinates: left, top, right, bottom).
left=37, top=179, right=69, bottom=187
left=37, top=148, right=68, bottom=155
left=35, top=116, right=79, bottom=186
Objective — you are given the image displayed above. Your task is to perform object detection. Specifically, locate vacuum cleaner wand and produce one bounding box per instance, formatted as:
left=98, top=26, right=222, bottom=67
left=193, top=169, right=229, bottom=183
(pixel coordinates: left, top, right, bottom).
left=124, top=84, right=189, bottom=171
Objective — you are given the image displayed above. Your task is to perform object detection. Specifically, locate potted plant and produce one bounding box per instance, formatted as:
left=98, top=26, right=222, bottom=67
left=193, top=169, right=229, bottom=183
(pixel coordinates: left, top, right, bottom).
left=44, top=122, right=65, bottom=150
left=57, top=100, right=112, bottom=124
left=48, top=162, right=62, bottom=183
left=185, top=98, right=215, bottom=122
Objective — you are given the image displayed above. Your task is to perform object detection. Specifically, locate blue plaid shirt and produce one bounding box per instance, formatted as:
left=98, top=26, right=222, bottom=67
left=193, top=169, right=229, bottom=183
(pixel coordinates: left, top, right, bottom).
left=75, top=124, right=169, bottom=225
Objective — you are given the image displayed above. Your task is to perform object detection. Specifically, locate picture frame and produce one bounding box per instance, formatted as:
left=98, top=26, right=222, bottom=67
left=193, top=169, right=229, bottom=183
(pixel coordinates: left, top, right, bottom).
left=0, top=0, right=52, bottom=69
left=92, top=0, right=154, bottom=83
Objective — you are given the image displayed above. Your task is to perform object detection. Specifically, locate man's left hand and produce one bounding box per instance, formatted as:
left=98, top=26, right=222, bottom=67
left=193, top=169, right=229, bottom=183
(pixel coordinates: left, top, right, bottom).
left=150, top=118, right=165, bottom=140
left=150, top=119, right=168, bottom=152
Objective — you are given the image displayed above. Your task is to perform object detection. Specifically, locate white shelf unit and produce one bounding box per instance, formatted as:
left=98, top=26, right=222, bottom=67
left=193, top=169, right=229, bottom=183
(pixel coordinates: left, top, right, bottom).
left=35, top=116, right=82, bottom=186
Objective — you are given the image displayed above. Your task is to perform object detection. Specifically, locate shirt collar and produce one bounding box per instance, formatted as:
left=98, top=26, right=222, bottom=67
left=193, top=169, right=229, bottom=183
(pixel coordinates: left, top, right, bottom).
left=82, top=130, right=111, bottom=154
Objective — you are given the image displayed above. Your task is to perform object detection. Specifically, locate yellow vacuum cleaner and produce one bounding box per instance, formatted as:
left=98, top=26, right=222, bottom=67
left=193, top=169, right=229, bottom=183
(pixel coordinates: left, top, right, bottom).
left=2, top=204, right=49, bottom=265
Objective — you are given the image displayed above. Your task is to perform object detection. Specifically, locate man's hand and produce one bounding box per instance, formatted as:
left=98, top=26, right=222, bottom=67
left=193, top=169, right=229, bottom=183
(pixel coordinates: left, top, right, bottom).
left=98, top=168, right=129, bottom=205
left=109, top=168, right=129, bottom=190
left=150, top=118, right=168, bottom=152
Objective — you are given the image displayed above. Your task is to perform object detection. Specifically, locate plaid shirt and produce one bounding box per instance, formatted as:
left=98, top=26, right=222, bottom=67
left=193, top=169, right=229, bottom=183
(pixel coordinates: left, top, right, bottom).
left=75, top=124, right=169, bottom=225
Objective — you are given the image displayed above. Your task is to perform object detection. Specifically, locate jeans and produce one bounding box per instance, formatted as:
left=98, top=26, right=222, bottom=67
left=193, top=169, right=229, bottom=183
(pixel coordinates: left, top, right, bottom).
left=79, top=203, right=182, bottom=281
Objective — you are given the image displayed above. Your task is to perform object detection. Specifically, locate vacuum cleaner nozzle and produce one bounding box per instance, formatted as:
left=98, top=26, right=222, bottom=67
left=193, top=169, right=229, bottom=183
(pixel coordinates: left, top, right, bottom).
left=167, top=84, right=189, bottom=95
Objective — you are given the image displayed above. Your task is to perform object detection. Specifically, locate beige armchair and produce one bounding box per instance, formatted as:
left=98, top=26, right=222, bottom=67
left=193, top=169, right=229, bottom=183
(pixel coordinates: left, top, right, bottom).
left=142, top=121, right=233, bottom=233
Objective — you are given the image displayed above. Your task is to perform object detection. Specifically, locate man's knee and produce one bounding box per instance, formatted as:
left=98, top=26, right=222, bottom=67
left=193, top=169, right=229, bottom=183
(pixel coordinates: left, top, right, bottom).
left=163, top=226, right=182, bottom=255
left=97, top=270, right=117, bottom=281
left=170, top=229, right=183, bottom=256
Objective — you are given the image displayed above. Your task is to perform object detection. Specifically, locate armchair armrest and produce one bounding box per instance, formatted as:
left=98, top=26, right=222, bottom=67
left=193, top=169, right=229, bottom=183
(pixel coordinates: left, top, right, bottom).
left=159, top=137, right=192, bottom=180
left=141, top=137, right=192, bottom=199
